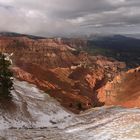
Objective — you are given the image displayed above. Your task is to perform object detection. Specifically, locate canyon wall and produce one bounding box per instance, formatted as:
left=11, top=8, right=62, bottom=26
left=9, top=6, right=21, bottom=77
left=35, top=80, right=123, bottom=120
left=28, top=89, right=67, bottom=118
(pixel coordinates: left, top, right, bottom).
left=98, top=67, right=140, bottom=108
left=0, top=36, right=126, bottom=113
left=0, top=37, right=80, bottom=68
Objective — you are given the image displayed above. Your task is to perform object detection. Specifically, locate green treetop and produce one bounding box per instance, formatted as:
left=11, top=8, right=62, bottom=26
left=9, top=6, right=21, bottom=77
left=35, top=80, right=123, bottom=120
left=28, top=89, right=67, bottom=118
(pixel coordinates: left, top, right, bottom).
left=0, top=53, right=13, bottom=99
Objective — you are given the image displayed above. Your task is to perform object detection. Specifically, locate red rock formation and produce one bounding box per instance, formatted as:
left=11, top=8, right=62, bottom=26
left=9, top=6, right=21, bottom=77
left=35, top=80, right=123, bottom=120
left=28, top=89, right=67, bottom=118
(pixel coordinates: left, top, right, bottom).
left=0, top=36, right=79, bottom=68
left=12, top=66, right=93, bottom=113
left=0, top=36, right=126, bottom=113
left=12, top=60, right=125, bottom=113
left=98, top=67, right=140, bottom=108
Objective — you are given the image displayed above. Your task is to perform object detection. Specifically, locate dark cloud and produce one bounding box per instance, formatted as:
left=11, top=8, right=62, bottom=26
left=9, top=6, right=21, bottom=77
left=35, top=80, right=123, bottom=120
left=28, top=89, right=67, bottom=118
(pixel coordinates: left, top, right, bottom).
left=0, top=0, right=140, bottom=36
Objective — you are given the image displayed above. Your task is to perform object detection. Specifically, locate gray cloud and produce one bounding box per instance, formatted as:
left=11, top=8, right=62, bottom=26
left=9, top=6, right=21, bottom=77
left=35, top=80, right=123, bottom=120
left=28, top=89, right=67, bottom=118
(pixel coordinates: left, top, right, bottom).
left=0, top=0, right=140, bottom=36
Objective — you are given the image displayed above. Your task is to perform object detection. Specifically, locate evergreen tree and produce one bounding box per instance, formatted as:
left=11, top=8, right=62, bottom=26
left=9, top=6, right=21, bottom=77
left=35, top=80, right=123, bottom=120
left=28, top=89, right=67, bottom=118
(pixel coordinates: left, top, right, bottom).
left=0, top=53, right=13, bottom=99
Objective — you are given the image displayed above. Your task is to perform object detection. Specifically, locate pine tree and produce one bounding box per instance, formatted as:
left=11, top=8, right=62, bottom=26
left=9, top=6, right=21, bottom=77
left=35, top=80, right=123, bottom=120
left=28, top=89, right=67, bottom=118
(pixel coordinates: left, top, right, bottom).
left=0, top=53, right=13, bottom=99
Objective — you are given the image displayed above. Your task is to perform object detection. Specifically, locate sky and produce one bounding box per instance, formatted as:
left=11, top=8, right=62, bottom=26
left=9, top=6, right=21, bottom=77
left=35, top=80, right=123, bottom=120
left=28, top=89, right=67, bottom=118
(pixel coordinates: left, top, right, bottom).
left=0, top=0, right=140, bottom=37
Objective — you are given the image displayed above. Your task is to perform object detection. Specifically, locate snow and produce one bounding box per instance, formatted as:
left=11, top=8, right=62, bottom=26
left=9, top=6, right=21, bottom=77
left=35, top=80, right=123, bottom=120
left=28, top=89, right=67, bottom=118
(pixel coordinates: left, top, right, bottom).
left=0, top=80, right=140, bottom=139
left=0, top=80, right=73, bottom=130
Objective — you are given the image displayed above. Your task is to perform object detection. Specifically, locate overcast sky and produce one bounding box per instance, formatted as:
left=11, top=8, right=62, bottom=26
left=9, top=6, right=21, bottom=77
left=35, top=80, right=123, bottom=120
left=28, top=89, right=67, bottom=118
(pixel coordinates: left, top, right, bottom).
left=0, top=0, right=140, bottom=36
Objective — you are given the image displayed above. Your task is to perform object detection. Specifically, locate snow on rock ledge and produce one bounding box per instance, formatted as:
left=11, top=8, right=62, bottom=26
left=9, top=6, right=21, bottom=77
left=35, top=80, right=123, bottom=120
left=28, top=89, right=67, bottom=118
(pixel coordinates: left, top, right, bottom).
left=0, top=79, right=73, bottom=129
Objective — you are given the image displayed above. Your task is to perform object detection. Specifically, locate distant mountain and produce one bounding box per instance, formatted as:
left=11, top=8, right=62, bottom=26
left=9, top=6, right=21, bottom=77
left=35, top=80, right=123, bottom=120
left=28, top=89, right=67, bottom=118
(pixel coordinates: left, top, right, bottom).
left=87, top=33, right=140, bottom=41
left=125, top=33, right=140, bottom=39
left=0, top=32, right=46, bottom=39
left=85, top=35, right=140, bottom=68
left=88, top=35, right=140, bottom=50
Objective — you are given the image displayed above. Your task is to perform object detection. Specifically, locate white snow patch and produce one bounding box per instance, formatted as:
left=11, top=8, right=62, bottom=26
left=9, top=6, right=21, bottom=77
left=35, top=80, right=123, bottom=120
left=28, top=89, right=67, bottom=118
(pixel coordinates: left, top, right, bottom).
left=0, top=80, right=140, bottom=140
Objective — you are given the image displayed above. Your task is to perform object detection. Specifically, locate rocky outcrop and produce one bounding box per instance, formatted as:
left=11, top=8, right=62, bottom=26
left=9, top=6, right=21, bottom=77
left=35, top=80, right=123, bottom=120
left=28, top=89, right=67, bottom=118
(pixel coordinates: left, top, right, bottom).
left=12, top=58, right=125, bottom=113
left=0, top=37, right=79, bottom=68
left=12, top=65, right=94, bottom=113
left=0, top=35, right=126, bottom=113
left=98, top=67, right=140, bottom=108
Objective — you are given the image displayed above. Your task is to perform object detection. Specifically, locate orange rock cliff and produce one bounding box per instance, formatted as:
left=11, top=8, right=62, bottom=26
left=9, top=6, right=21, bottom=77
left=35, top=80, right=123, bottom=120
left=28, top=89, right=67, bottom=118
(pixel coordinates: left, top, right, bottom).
left=0, top=36, right=132, bottom=113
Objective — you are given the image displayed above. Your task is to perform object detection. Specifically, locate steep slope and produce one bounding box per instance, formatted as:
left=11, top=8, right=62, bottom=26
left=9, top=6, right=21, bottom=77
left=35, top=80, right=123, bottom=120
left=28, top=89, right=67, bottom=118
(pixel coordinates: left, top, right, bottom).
left=0, top=36, right=79, bottom=68
left=12, top=56, right=125, bottom=113
left=98, top=67, right=140, bottom=107
left=0, top=78, right=140, bottom=140
left=0, top=79, right=72, bottom=129
left=0, top=34, right=126, bottom=113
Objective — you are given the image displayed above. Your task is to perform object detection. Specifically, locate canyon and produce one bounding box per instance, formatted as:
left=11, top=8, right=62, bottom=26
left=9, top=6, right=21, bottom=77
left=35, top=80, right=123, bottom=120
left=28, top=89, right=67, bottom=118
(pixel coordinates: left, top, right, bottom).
left=0, top=34, right=139, bottom=113
left=0, top=33, right=140, bottom=140
left=0, top=35, right=126, bottom=113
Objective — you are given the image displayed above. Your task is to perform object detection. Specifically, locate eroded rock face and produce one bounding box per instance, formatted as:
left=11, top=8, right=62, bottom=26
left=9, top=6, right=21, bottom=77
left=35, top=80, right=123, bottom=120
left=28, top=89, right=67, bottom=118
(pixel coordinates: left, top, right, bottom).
left=98, top=67, right=140, bottom=108
left=12, top=65, right=98, bottom=113
left=12, top=60, right=125, bottom=113
left=0, top=36, right=126, bottom=113
left=0, top=37, right=79, bottom=68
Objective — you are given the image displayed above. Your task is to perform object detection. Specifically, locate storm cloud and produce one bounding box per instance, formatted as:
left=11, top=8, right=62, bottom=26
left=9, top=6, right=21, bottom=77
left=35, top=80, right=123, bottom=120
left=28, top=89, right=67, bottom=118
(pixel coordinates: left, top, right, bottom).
left=0, top=0, right=140, bottom=36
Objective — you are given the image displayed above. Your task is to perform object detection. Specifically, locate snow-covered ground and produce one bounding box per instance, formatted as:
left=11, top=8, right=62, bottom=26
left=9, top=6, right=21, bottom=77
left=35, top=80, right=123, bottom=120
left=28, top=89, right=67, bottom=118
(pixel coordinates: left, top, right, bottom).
left=0, top=80, right=73, bottom=130
left=0, top=80, right=140, bottom=140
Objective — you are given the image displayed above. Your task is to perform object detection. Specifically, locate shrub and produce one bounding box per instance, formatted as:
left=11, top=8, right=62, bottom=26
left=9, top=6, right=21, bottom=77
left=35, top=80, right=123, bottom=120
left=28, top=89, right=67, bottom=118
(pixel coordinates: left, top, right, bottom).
left=76, top=102, right=82, bottom=110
